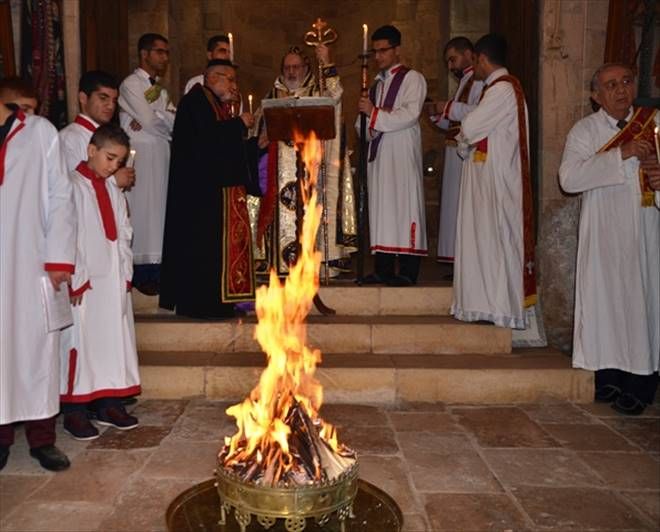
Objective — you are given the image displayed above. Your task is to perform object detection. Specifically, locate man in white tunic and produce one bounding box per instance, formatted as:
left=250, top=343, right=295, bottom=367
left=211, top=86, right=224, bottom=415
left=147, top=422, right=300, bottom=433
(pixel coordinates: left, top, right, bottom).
left=0, top=102, right=76, bottom=471
left=119, top=33, right=175, bottom=295
left=59, top=70, right=135, bottom=188
left=452, top=34, right=536, bottom=329
left=357, top=25, right=427, bottom=286
left=559, top=63, right=660, bottom=415
left=61, top=124, right=140, bottom=439
left=428, top=37, right=483, bottom=267
left=184, top=35, right=231, bottom=95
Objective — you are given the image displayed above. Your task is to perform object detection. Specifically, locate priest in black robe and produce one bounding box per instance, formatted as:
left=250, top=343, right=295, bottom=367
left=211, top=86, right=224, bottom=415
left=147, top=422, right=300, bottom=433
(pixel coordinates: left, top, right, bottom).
left=160, top=59, right=260, bottom=319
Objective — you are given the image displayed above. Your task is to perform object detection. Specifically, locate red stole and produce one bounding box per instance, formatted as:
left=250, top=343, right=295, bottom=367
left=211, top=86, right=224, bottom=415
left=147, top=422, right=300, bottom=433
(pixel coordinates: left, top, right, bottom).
left=597, top=107, right=657, bottom=207
left=0, top=110, right=26, bottom=186
left=201, top=86, right=256, bottom=302
left=482, top=74, right=536, bottom=307
left=76, top=161, right=117, bottom=241
left=445, top=68, right=476, bottom=146
left=74, top=114, right=97, bottom=133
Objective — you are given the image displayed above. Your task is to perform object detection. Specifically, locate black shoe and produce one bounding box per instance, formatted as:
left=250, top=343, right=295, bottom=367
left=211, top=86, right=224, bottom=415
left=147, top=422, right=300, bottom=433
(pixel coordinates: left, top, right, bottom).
left=386, top=274, right=414, bottom=287
left=63, top=411, right=100, bottom=441
left=361, top=273, right=387, bottom=285
left=96, top=406, right=139, bottom=430
left=611, top=393, right=647, bottom=416
left=0, top=446, right=9, bottom=471
left=121, top=396, right=138, bottom=407
left=595, top=384, right=621, bottom=403
left=135, top=281, right=159, bottom=296
left=29, top=445, right=70, bottom=471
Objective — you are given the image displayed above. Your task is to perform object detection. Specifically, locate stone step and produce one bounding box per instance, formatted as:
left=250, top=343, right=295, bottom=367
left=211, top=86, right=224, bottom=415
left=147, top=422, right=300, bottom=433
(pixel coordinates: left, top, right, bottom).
left=132, top=283, right=453, bottom=317
left=135, top=314, right=511, bottom=355
left=137, top=349, right=593, bottom=404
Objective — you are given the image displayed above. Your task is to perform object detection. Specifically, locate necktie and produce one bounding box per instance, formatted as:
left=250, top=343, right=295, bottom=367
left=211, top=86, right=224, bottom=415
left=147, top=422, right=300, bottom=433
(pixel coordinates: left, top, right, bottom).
left=148, top=77, right=156, bottom=86
left=616, top=119, right=627, bottom=130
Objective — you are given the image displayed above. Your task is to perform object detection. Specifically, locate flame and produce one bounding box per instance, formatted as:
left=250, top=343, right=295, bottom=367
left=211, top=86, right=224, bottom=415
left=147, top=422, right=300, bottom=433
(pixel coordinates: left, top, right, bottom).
left=222, top=131, right=345, bottom=482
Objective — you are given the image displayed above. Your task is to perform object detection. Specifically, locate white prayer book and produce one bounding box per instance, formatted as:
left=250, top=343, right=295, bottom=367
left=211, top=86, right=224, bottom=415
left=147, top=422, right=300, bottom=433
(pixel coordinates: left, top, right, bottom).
left=40, top=276, right=73, bottom=332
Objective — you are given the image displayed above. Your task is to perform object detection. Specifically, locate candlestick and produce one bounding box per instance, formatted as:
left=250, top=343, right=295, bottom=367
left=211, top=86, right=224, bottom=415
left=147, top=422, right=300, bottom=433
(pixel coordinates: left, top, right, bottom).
left=228, top=32, right=234, bottom=62
left=362, top=24, right=368, bottom=55
left=655, top=126, right=660, bottom=164
left=248, top=94, right=253, bottom=114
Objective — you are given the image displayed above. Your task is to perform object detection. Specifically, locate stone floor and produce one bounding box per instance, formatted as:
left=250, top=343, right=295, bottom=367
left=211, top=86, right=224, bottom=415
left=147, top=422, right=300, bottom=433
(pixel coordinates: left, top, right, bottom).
left=0, top=398, right=658, bottom=531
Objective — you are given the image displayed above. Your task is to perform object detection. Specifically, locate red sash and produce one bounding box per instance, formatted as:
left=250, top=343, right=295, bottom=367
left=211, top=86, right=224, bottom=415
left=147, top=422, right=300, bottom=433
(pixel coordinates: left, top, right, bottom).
left=76, top=161, right=118, bottom=241
left=74, top=115, right=97, bottom=133
left=201, top=86, right=256, bottom=302
left=484, top=75, right=536, bottom=307
left=597, top=107, right=657, bottom=207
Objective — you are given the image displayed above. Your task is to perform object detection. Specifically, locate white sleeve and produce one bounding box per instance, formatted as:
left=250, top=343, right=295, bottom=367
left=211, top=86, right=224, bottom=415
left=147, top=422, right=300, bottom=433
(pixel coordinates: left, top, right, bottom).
left=459, top=81, right=516, bottom=145
left=447, top=101, right=478, bottom=122
left=118, top=77, right=173, bottom=140
left=59, top=131, right=85, bottom=173
left=558, top=122, right=627, bottom=194
left=370, top=71, right=427, bottom=133
left=44, top=124, right=76, bottom=268
left=69, top=184, right=89, bottom=292
left=116, top=191, right=133, bottom=284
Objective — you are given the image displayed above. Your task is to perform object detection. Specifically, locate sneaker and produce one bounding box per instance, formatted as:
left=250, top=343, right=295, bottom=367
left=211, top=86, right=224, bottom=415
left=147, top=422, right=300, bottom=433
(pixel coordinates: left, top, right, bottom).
left=63, top=411, right=100, bottom=441
left=96, top=406, right=138, bottom=430
left=29, top=445, right=70, bottom=471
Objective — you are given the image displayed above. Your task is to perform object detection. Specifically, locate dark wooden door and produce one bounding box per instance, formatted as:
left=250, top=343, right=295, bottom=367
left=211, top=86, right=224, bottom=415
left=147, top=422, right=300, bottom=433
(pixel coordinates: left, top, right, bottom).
left=81, top=0, right=129, bottom=80
left=490, top=0, right=540, bottom=222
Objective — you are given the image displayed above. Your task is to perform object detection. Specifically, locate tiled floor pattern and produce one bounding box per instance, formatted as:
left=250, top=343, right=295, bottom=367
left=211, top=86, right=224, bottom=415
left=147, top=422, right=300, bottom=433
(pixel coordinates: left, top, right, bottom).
left=1, top=399, right=658, bottom=531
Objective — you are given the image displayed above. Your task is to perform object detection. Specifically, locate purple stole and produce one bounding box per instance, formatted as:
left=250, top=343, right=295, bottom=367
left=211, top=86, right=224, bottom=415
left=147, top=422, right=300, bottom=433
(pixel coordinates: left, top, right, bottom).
left=368, top=66, right=410, bottom=162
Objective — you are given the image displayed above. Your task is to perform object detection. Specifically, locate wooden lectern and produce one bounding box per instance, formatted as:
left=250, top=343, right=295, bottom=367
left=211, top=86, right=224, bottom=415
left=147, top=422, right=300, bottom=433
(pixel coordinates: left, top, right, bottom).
left=262, top=97, right=337, bottom=315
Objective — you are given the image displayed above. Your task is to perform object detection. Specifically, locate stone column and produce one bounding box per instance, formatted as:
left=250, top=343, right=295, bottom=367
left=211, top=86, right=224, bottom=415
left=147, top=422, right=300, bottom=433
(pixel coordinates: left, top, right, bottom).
left=62, top=0, right=80, bottom=122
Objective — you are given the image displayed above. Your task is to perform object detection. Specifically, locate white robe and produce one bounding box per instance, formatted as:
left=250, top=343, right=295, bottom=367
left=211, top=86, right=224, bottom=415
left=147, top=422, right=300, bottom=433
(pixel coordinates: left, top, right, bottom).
left=59, top=114, right=98, bottom=172
left=358, top=64, right=428, bottom=255
left=119, top=68, right=175, bottom=264
left=0, top=113, right=76, bottom=424
left=559, top=108, right=660, bottom=374
left=60, top=167, right=140, bottom=401
left=431, top=68, right=483, bottom=261
left=452, top=68, right=529, bottom=329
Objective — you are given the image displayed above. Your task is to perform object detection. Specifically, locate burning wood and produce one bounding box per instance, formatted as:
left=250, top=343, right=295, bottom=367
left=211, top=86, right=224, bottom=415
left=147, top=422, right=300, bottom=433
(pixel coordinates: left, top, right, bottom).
left=218, top=132, right=356, bottom=488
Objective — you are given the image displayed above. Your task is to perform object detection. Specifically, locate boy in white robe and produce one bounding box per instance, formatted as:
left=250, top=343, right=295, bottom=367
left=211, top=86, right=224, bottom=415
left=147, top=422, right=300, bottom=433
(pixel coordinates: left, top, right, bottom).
left=59, top=70, right=135, bottom=190
left=357, top=25, right=428, bottom=286
left=60, top=124, right=140, bottom=440
left=559, top=63, right=660, bottom=415
left=0, top=102, right=75, bottom=471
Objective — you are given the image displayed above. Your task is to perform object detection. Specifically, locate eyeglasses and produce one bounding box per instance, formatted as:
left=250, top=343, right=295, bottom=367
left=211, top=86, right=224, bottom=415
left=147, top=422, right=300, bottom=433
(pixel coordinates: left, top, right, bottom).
left=370, top=45, right=396, bottom=55
left=283, top=64, right=304, bottom=71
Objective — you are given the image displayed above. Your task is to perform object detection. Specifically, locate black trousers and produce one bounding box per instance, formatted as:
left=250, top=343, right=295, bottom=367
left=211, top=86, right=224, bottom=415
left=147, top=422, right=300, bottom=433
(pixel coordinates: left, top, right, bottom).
left=595, top=369, right=659, bottom=404
left=374, top=252, right=421, bottom=283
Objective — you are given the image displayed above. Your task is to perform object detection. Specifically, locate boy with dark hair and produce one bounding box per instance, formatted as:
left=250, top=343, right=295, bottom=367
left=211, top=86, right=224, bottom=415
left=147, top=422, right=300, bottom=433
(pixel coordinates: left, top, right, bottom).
left=60, top=123, right=141, bottom=440
left=0, top=77, right=38, bottom=114
left=59, top=70, right=135, bottom=189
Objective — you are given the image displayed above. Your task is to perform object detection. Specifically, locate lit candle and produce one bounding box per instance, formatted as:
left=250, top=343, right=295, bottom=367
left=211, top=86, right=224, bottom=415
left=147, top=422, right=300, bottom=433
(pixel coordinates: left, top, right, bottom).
left=248, top=94, right=253, bottom=114
left=655, top=126, right=660, bottom=164
left=362, top=24, right=368, bottom=55
left=127, top=149, right=136, bottom=168
left=228, top=32, right=234, bottom=62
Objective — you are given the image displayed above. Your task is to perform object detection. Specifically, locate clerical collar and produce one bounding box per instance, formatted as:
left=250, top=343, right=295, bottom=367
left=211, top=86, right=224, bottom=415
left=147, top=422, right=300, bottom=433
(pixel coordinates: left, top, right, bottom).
left=603, top=107, right=633, bottom=129
left=484, top=67, right=508, bottom=87
left=377, top=64, right=404, bottom=81
left=137, top=67, right=158, bottom=84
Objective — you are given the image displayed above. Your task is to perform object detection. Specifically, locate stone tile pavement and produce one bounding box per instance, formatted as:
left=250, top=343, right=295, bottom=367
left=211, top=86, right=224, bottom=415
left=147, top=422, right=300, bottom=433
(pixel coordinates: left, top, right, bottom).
left=0, top=399, right=658, bottom=531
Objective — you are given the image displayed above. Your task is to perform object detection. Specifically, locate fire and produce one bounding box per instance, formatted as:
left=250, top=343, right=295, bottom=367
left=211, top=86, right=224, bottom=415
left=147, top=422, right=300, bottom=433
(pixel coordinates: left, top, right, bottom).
left=220, top=131, right=355, bottom=486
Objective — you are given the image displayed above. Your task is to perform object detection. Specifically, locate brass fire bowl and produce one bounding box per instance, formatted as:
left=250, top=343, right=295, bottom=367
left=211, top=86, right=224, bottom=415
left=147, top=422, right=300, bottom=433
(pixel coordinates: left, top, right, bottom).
left=215, top=461, right=359, bottom=532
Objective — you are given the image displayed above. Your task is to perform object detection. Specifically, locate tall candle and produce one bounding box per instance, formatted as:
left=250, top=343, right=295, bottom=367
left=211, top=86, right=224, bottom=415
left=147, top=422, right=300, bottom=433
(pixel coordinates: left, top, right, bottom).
left=248, top=94, right=253, bottom=114
left=362, top=24, right=368, bottom=55
left=228, top=32, right=234, bottom=62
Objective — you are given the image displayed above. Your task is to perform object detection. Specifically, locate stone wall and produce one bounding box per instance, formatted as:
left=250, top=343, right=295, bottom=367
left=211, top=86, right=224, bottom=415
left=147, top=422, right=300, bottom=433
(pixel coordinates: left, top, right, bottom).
left=537, top=0, right=608, bottom=350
